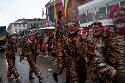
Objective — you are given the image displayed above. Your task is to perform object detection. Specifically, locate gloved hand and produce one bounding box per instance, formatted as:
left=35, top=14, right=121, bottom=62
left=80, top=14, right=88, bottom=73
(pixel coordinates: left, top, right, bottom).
left=53, top=69, right=63, bottom=82
left=98, top=66, right=116, bottom=79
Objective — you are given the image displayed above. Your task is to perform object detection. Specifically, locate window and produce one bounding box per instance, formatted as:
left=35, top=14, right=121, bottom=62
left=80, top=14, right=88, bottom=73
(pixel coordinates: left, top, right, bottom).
left=31, top=24, right=34, bottom=29
left=14, top=24, right=16, bottom=27
left=120, top=0, right=125, bottom=8
left=87, top=8, right=95, bottom=22
left=19, top=29, right=21, bottom=31
left=96, top=3, right=107, bottom=20
left=15, top=29, right=17, bottom=32
left=95, top=2, right=107, bottom=20
left=41, top=23, right=43, bottom=26
left=79, top=11, right=87, bottom=24
left=34, top=23, right=36, bottom=28
left=19, top=24, right=21, bottom=27
left=36, top=23, right=39, bottom=28
left=23, top=24, right=25, bottom=27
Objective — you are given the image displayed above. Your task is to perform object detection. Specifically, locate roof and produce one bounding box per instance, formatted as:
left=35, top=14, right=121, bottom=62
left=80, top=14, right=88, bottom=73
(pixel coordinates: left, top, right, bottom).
left=14, top=18, right=45, bottom=23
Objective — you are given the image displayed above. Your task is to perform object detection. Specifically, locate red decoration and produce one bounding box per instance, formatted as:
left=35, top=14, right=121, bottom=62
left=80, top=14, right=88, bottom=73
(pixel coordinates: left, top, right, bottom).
left=108, top=5, right=118, bottom=19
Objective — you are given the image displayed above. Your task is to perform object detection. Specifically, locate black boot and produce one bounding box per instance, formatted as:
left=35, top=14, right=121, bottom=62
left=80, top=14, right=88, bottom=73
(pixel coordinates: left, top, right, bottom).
left=66, top=76, right=70, bottom=83
left=29, top=75, right=35, bottom=79
left=53, top=72, right=58, bottom=82
left=39, top=77, right=43, bottom=83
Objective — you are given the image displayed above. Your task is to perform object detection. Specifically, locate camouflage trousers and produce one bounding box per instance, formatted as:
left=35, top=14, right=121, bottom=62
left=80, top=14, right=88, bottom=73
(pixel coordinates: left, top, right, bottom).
left=27, top=55, right=42, bottom=79
left=29, top=66, right=42, bottom=79
left=65, top=56, right=79, bottom=83
left=57, top=55, right=84, bottom=83
left=7, top=58, right=19, bottom=79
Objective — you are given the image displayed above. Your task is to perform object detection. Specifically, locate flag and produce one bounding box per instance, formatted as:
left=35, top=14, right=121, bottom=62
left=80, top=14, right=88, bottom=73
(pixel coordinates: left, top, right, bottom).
left=60, top=0, right=68, bottom=18
left=61, top=0, right=65, bottom=7
left=59, top=0, right=65, bottom=17
left=64, top=0, right=68, bottom=17
left=52, top=0, right=57, bottom=22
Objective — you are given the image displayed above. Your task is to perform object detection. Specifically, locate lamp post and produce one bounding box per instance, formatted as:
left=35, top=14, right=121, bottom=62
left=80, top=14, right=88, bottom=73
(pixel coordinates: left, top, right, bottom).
left=42, top=8, right=44, bottom=19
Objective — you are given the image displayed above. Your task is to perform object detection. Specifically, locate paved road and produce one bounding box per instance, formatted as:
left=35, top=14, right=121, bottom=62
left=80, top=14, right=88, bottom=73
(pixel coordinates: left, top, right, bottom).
left=0, top=52, right=65, bottom=83
left=0, top=51, right=93, bottom=83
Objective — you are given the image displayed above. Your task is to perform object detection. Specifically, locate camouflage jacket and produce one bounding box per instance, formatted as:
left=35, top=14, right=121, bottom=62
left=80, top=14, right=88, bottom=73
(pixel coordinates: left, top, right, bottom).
left=5, top=42, right=16, bottom=58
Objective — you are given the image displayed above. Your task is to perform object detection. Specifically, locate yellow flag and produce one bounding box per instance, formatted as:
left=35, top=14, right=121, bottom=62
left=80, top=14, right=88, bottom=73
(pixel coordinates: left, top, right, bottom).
left=64, top=0, right=68, bottom=17
left=52, top=0, right=57, bottom=22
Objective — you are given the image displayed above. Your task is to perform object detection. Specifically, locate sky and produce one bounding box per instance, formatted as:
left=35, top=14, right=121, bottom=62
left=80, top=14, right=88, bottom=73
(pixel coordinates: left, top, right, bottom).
left=0, top=0, right=49, bottom=27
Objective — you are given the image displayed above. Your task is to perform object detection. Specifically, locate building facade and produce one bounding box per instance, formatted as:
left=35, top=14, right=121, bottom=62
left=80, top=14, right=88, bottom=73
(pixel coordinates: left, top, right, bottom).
left=7, top=18, right=46, bottom=34
left=45, top=0, right=125, bottom=27
left=7, top=22, right=27, bottom=34
left=45, top=0, right=80, bottom=27
left=45, top=0, right=61, bottom=25
left=78, top=0, right=125, bottom=27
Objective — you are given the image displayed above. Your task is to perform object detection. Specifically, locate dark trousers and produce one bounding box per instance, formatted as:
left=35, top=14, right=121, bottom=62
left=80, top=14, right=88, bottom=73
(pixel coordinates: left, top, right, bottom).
left=76, top=58, right=87, bottom=83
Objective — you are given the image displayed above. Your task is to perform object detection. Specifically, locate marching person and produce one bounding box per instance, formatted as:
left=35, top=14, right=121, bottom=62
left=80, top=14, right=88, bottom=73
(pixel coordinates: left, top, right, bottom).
left=53, top=10, right=80, bottom=83
left=19, top=36, right=27, bottom=62
left=26, top=37, right=43, bottom=83
left=5, top=34, right=20, bottom=80
left=27, top=34, right=38, bottom=63
left=53, top=17, right=87, bottom=83
left=111, top=7, right=125, bottom=83
left=88, top=7, right=125, bottom=83
left=86, top=22, right=117, bottom=83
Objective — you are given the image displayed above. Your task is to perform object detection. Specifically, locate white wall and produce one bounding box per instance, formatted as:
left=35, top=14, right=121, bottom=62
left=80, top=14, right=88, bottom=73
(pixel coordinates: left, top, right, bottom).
left=78, top=0, right=123, bottom=27
left=10, top=24, right=27, bottom=34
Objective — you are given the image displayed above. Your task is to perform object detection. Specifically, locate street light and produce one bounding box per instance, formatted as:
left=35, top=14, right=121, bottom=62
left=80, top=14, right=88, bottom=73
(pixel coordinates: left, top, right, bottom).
left=42, top=8, right=44, bottom=19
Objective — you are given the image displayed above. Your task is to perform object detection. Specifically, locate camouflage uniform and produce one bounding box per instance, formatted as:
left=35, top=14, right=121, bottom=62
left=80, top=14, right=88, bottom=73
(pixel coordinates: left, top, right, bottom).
left=20, top=37, right=27, bottom=61
left=111, top=7, right=125, bottom=83
left=54, top=10, right=87, bottom=83
left=26, top=41, right=42, bottom=81
left=55, top=18, right=116, bottom=83
left=55, top=22, right=87, bottom=83
left=85, top=23, right=118, bottom=83
left=5, top=40, right=19, bottom=79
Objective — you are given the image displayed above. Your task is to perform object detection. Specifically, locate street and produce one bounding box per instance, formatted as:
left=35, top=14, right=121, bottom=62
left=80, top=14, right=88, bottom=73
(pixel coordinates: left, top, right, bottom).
left=0, top=52, right=65, bottom=83
left=0, top=0, right=125, bottom=83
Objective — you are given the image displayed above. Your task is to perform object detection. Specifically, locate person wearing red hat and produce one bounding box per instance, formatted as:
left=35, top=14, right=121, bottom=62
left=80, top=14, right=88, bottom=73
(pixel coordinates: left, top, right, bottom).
left=86, top=22, right=118, bottom=83
left=25, top=39, right=43, bottom=83
left=111, top=7, right=125, bottom=83
left=53, top=20, right=87, bottom=83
